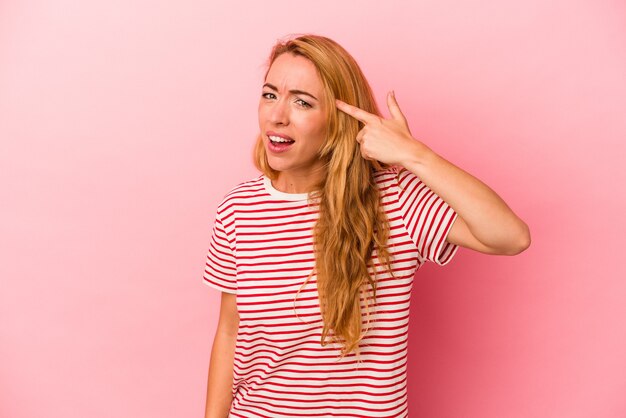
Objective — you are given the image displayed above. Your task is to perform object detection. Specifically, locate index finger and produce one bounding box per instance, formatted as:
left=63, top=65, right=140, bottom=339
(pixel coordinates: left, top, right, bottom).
left=335, top=99, right=379, bottom=124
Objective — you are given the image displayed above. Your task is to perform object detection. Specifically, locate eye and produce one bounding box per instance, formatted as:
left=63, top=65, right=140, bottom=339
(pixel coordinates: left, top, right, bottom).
left=262, top=92, right=276, bottom=100
left=295, top=98, right=312, bottom=108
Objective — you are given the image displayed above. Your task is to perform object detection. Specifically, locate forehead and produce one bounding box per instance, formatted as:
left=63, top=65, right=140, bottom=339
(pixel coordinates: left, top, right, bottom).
left=265, top=53, right=323, bottom=95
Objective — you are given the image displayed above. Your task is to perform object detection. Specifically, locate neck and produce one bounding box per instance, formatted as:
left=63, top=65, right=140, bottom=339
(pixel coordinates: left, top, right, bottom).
left=273, top=167, right=325, bottom=194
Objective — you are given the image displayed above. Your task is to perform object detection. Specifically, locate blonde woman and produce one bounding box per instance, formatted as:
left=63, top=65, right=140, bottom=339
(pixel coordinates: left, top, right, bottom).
left=203, top=34, right=530, bottom=418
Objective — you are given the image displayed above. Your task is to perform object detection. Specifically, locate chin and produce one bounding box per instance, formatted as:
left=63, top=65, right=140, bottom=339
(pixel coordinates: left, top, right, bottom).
left=265, top=156, right=288, bottom=172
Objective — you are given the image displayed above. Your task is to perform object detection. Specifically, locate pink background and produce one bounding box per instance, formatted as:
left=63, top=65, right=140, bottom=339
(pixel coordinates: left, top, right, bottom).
left=1, top=1, right=625, bottom=417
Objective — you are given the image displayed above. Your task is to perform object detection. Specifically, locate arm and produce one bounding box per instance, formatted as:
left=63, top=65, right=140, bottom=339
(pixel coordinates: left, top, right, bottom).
left=205, top=292, right=239, bottom=418
left=402, top=144, right=531, bottom=256
left=335, top=92, right=531, bottom=256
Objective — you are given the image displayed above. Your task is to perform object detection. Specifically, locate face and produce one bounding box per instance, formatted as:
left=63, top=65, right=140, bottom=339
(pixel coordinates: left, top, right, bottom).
left=258, top=53, right=328, bottom=179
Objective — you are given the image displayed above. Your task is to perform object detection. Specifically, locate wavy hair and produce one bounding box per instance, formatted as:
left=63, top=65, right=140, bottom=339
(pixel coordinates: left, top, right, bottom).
left=253, top=34, right=396, bottom=360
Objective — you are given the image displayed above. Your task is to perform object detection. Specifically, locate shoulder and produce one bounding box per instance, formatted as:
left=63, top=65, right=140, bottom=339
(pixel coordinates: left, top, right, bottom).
left=379, top=164, right=429, bottom=193
left=373, top=164, right=409, bottom=192
left=372, top=165, right=433, bottom=206
left=372, top=164, right=399, bottom=184
left=215, top=174, right=266, bottom=216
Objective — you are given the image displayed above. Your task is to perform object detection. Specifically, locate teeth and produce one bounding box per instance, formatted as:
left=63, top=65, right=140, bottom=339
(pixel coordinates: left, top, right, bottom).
left=269, top=135, right=294, bottom=143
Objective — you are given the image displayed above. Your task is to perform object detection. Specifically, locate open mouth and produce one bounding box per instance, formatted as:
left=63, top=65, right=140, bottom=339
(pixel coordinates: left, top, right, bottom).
left=268, top=135, right=295, bottom=145
left=267, top=134, right=295, bottom=153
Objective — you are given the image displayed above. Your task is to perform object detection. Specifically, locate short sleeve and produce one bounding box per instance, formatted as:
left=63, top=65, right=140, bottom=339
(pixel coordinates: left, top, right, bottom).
left=202, top=209, right=237, bottom=294
left=393, top=166, right=459, bottom=266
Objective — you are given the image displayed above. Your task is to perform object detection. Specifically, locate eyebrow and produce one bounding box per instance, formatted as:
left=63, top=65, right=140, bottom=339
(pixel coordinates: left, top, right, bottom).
left=263, top=83, right=319, bottom=101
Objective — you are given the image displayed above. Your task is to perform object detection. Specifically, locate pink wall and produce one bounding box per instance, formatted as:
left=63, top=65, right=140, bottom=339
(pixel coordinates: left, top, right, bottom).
left=1, top=1, right=625, bottom=417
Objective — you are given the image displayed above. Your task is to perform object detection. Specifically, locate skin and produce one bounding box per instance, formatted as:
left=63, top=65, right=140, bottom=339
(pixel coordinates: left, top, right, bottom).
left=336, top=93, right=531, bottom=255
left=204, top=292, right=238, bottom=418
left=258, top=52, right=328, bottom=194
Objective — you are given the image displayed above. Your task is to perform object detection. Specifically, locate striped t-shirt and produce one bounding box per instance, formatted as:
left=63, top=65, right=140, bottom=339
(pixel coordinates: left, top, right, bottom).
left=203, top=165, right=459, bottom=418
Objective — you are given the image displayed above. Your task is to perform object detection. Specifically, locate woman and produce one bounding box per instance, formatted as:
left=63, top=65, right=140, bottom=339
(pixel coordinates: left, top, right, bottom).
left=203, top=34, right=530, bottom=418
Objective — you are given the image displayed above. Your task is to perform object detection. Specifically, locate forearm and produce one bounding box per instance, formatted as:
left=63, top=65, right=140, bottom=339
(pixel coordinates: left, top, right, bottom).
left=401, top=141, right=530, bottom=252
left=205, top=330, right=237, bottom=418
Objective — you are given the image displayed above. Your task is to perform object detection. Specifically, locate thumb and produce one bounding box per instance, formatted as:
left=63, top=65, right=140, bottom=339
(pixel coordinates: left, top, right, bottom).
left=387, top=91, right=409, bottom=128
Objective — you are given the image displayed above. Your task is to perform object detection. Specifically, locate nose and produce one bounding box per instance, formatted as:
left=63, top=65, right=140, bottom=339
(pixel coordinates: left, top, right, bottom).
left=269, top=97, right=289, bottom=126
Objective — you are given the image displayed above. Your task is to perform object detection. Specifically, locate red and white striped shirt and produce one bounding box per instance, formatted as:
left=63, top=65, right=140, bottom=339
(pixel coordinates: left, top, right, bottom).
left=203, top=165, right=459, bottom=418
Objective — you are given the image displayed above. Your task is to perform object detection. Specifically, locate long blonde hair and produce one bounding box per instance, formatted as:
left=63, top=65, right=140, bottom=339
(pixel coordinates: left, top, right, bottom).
left=253, top=34, right=396, bottom=360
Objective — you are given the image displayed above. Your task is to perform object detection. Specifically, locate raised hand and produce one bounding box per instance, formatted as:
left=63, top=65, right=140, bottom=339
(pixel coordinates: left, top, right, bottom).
left=335, top=91, right=424, bottom=167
